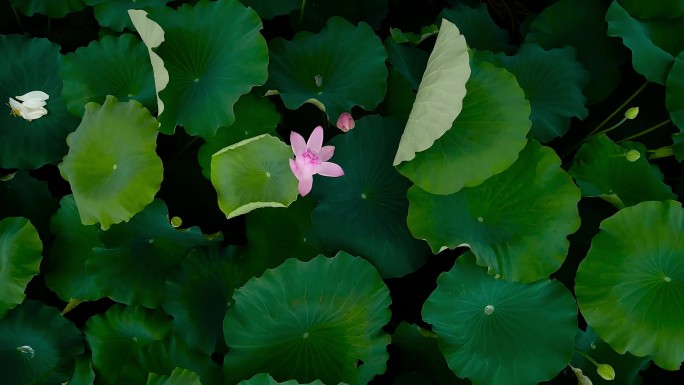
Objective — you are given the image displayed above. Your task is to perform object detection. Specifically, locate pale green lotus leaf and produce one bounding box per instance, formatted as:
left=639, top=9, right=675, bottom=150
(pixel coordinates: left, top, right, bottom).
left=58, top=95, right=163, bottom=230
left=211, top=134, right=298, bottom=219
left=393, top=19, right=470, bottom=165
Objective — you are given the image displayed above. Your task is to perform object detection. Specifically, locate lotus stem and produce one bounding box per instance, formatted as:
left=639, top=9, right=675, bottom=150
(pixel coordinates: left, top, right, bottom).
left=618, top=119, right=672, bottom=143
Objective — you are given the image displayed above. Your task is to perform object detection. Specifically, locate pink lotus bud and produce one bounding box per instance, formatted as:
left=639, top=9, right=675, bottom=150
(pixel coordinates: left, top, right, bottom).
left=336, top=112, right=355, bottom=132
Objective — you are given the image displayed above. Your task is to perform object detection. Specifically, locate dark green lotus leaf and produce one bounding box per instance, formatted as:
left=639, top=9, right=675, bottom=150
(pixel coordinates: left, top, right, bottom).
left=606, top=0, right=684, bottom=84
left=673, top=132, right=684, bottom=161
left=9, top=0, right=85, bottom=17
left=84, top=304, right=173, bottom=385
left=211, top=134, right=298, bottom=219
left=576, top=200, right=684, bottom=370
left=380, top=68, right=416, bottom=123
left=83, top=0, right=170, bottom=32
left=666, top=53, right=684, bottom=131
left=0, top=170, right=58, bottom=241
left=242, top=196, right=328, bottom=280
left=408, top=140, right=580, bottom=282
left=618, top=0, right=684, bottom=18
left=198, top=93, right=280, bottom=179
left=141, top=332, right=224, bottom=385
left=0, top=300, right=84, bottom=385
left=569, top=135, right=676, bottom=208
left=239, top=0, right=299, bottom=19
left=43, top=195, right=104, bottom=302
left=397, top=57, right=530, bottom=195
left=485, top=43, right=590, bottom=142
left=297, top=0, right=388, bottom=30
left=61, top=34, right=156, bottom=117
left=310, top=116, right=429, bottom=278
left=164, top=246, right=242, bottom=355
left=58, top=95, right=163, bottom=230
left=69, top=356, right=96, bottom=385
left=147, top=0, right=268, bottom=136
left=223, top=252, right=391, bottom=385
left=423, top=254, right=578, bottom=385
left=148, top=368, right=201, bottom=385
left=440, top=3, right=514, bottom=53
left=0, top=35, right=79, bottom=169
left=265, top=16, right=387, bottom=123
left=86, top=199, right=221, bottom=308
left=0, top=217, right=42, bottom=318
left=391, top=323, right=469, bottom=385
left=390, top=25, right=439, bottom=45
left=525, top=0, right=627, bottom=104
left=238, top=373, right=344, bottom=385
left=384, top=37, right=429, bottom=90
left=571, top=326, right=650, bottom=385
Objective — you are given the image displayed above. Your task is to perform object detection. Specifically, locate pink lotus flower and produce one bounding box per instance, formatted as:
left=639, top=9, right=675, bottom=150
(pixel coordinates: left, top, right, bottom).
left=336, top=112, right=355, bottom=132
left=289, top=126, right=344, bottom=196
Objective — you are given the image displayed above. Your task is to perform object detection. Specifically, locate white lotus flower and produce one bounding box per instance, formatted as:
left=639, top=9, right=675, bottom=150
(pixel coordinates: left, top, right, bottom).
left=8, top=90, right=49, bottom=121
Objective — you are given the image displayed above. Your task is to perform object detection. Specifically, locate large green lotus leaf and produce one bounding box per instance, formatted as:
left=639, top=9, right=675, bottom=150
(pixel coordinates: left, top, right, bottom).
left=42, top=195, right=104, bottom=302
left=266, top=16, right=387, bottom=123
left=571, top=326, right=650, bottom=385
left=392, top=19, right=469, bottom=166
left=576, top=200, right=684, bottom=370
left=141, top=332, right=223, bottom=385
left=397, top=58, right=530, bottom=195
left=86, top=199, right=222, bottom=308
left=0, top=35, right=79, bottom=169
left=391, top=323, right=469, bottom=385
left=0, top=170, right=58, bottom=241
left=84, top=0, right=170, bottom=32
left=384, top=37, right=429, bottom=90
left=606, top=1, right=684, bottom=84
left=439, top=2, right=514, bottom=53
left=0, top=301, right=84, bottom=385
left=198, top=93, right=280, bottom=179
left=525, top=0, right=627, bottom=104
left=673, top=132, right=684, bottom=161
left=164, top=246, right=242, bottom=355
left=238, top=373, right=345, bottom=385
left=310, top=116, right=429, bottom=278
left=211, top=134, right=298, bottom=220
left=486, top=43, right=590, bottom=142
left=58, top=95, right=163, bottom=230
left=69, top=356, right=96, bottom=385
left=148, top=368, right=201, bottom=385
left=238, top=0, right=299, bottom=19
left=242, top=197, right=328, bottom=280
left=408, top=140, right=580, bottom=283
left=84, top=304, right=173, bottom=385
left=147, top=0, right=268, bottom=136
left=61, top=34, right=156, bottom=117
left=223, top=252, right=391, bottom=385
left=0, top=217, right=42, bottom=318
left=569, top=135, right=676, bottom=208
left=423, top=254, right=578, bottom=385
left=666, top=53, right=684, bottom=131
left=618, top=0, right=684, bottom=18
left=9, top=0, right=85, bottom=17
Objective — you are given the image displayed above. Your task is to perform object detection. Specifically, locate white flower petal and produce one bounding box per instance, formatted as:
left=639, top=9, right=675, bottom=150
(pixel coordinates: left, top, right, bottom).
left=15, top=90, right=49, bottom=102
left=21, top=99, right=47, bottom=108
left=9, top=97, right=24, bottom=111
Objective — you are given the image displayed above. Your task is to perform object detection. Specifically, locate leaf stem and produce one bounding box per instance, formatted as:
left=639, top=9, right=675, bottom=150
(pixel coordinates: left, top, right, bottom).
left=299, top=0, right=307, bottom=24
left=575, top=349, right=600, bottom=367
left=617, top=119, right=672, bottom=143
left=588, top=81, right=648, bottom=137
left=10, top=4, right=24, bottom=34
